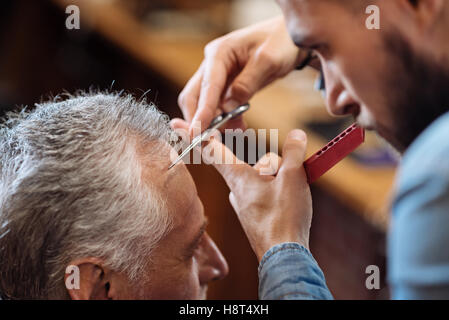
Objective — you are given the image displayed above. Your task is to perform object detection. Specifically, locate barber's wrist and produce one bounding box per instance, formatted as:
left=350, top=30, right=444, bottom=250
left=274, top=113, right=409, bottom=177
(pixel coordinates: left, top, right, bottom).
left=255, top=239, right=309, bottom=263
left=258, top=242, right=312, bottom=270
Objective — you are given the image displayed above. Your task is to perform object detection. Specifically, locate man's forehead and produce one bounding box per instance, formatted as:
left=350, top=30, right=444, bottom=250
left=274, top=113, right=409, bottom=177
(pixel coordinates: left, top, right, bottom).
left=138, top=141, right=195, bottom=196
left=137, top=140, right=203, bottom=236
left=164, top=162, right=194, bottom=193
left=163, top=166, right=205, bottom=238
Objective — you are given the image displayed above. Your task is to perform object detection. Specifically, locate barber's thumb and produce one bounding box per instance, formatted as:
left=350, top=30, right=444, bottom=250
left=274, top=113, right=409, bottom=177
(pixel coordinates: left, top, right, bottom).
left=279, top=129, right=308, bottom=173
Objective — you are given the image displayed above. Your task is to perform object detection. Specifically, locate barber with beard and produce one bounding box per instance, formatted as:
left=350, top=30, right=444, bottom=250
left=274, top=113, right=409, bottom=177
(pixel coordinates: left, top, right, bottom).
left=171, top=0, right=449, bottom=299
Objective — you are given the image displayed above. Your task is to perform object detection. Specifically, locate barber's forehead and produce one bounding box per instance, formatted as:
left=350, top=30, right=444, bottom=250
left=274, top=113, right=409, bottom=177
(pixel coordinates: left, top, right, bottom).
left=277, top=0, right=316, bottom=8
left=278, top=0, right=324, bottom=26
left=279, top=0, right=342, bottom=15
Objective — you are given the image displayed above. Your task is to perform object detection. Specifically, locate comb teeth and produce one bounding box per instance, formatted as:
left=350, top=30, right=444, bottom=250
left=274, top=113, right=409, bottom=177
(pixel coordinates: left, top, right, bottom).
left=303, top=124, right=365, bottom=184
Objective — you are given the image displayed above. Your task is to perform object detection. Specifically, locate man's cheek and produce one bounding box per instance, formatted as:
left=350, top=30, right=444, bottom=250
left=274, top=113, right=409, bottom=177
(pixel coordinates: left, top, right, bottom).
left=178, top=263, right=203, bottom=299
left=200, top=286, right=208, bottom=300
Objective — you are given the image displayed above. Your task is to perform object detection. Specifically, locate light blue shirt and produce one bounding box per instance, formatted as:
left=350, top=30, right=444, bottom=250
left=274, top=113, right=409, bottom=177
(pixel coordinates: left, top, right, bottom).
left=259, top=111, right=449, bottom=300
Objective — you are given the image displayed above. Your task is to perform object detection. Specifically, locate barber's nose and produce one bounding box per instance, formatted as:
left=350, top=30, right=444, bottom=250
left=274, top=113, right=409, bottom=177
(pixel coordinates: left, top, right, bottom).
left=198, top=233, right=229, bottom=285
left=323, top=67, right=359, bottom=117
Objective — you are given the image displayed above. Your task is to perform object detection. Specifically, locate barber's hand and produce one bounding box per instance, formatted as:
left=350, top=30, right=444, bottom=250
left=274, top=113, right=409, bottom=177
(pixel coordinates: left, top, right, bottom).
left=178, top=16, right=303, bottom=135
left=211, top=130, right=312, bottom=262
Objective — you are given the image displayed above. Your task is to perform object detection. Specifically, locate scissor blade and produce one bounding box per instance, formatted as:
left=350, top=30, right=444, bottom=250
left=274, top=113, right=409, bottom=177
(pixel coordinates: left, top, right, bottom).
left=168, top=130, right=209, bottom=169
left=168, top=144, right=197, bottom=169
left=168, top=104, right=250, bottom=169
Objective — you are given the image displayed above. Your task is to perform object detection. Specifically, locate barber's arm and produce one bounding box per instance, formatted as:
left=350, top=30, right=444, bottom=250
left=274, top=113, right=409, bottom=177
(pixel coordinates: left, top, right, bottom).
left=177, top=16, right=304, bottom=135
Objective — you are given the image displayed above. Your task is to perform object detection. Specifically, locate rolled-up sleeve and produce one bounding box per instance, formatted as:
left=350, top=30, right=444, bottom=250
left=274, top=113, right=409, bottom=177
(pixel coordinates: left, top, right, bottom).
left=258, top=242, right=333, bottom=300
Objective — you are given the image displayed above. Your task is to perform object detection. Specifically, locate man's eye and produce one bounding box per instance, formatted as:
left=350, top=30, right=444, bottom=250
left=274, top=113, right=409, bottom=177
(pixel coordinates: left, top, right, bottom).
left=184, top=249, right=196, bottom=261
left=186, top=238, right=203, bottom=260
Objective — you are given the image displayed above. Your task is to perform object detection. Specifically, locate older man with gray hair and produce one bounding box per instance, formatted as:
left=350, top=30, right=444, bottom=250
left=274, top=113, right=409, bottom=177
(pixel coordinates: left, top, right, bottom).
left=0, top=92, right=228, bottom=300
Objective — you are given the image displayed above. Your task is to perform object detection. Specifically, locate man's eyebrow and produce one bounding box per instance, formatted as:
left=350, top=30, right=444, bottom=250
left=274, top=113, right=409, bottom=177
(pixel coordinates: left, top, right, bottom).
left=186, top=218, right=208, bottom=253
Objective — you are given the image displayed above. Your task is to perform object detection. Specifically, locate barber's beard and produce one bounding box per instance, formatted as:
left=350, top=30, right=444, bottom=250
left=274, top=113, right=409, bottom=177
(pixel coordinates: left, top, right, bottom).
left=380, top=31, right=449, bottom=153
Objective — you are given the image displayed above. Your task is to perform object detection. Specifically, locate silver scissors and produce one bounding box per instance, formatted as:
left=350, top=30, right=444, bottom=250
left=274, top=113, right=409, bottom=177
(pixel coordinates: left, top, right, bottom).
left=168, top=104, right=250, bottom=169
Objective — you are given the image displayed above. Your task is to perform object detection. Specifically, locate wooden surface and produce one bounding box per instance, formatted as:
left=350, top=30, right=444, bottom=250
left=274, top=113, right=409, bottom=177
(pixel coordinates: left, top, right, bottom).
left=52, top=0, right=395, bottom=231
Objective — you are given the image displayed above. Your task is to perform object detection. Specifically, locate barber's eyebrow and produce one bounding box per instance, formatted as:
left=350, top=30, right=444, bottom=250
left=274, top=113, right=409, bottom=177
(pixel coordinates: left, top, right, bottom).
left=185, top=217, right=208, bottom=255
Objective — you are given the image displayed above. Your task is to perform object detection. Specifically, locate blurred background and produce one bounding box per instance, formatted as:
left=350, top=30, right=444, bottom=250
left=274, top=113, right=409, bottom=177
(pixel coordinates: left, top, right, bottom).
left=0, top=0, right=398, bottom=299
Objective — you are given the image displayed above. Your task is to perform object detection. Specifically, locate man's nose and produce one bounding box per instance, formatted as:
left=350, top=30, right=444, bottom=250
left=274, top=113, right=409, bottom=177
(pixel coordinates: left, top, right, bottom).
left=198, top=233, right=229, bottom=285
left=323, top=67, right=359, bottom=117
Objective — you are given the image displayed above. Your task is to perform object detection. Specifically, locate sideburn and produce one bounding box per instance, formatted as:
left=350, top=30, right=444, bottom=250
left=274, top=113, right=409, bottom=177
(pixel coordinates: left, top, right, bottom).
left=382, top=30, right=449, bottom=152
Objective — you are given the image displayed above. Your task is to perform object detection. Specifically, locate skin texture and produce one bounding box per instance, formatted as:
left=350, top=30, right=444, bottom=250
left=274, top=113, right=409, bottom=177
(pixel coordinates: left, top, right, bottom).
left=176, top=0, right=449, bottom=265
left=66, top=143, right=229, bottom=300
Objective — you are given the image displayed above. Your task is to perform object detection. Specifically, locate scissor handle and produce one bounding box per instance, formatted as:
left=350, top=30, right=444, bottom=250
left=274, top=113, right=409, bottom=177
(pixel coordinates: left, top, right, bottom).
left=209, top=115, right=225, bottom=128
left=208, top=104, right=250, bottom=129
left=228, top=103, right=250, bottom=118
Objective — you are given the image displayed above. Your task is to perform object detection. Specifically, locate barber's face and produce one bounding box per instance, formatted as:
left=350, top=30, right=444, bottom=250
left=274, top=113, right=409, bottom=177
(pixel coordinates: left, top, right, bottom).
left=136, top=145, right=229, bottom=299
left=278, top=0, right=449, bottom=153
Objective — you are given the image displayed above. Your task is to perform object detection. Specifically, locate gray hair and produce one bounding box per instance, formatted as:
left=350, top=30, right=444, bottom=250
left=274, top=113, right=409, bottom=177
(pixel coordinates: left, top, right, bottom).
left=0, top=91, right=178, bottom=299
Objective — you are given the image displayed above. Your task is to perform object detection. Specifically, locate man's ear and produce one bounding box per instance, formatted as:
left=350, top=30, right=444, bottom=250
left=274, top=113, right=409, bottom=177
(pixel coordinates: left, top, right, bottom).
left=398, top=0, right=445, bottom=30
left=65, top=258, right=116, bottom=300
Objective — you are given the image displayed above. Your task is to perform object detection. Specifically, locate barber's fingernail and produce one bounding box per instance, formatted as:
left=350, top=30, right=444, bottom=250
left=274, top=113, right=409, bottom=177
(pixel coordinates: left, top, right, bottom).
left=289, top=130, right=306, bottom=141
left=222, top=99, right=240, bottom=112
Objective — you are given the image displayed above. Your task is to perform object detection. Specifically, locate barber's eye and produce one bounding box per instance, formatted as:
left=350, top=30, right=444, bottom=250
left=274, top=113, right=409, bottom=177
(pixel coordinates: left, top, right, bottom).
left=297, top=50, right=315, bottom=70
left=310, top=52, right=319, bottom=62
left=312, top=44, right=330, bottom=58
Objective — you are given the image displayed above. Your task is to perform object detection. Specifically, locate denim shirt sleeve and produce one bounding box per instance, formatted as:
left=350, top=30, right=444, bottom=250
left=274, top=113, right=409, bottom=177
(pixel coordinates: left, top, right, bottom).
left=389, top=112, right=449, bottom=299
left=258, top=242, right=333, bottom=300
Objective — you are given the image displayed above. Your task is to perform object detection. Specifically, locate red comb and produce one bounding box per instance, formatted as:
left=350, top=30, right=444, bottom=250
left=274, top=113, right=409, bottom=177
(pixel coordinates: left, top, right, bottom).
left=303, top=124, right=365, bottom=184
